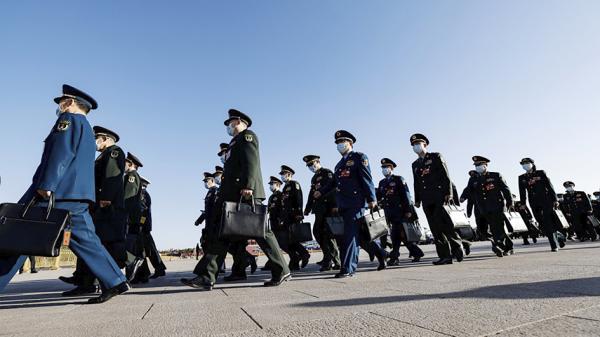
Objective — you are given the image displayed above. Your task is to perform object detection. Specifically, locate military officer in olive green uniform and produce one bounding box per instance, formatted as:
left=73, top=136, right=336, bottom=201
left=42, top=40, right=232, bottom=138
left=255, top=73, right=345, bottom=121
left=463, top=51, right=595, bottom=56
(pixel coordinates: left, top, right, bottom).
left=279, top=165, right=310, bottom=271
left=123, top=152, right=145, bottom=282
left=303, top=155, right=341, bottom=272
left=562, top=181, right=597, bottom=241
left=62, top=126, right=127, bottom=296
left=467, top=156, right=514, bottom=257
left=182, top=109, right=290, bottom=290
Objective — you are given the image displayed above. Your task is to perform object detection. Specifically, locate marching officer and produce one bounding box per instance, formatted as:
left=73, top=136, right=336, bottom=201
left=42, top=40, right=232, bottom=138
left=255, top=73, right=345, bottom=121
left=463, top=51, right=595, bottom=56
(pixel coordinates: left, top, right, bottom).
left=0, top=85, right=128, bottom=303
left=264, top=176, right=286, bottom=271
left=517, top=157, right=565, bottom=252
left=460, top=170, right=490, bottom=240
left=377, top=158, right=424, bottom=265
left=62, top=126, right=128, bottom=296
left=137, top=177, right=167, bottom=280
left=513, top=197, right=540, bottom=245
left=182, top=109, right=290, bottom=290
left=303, top=155, right=341, bottom=272
left=123, top=152, right=145, bottom=282
left=468, top=156, right=514, bottom=257
left=195, top=172, right=219, bottom=254
left=280, top=165, right=310, bottom=271
left=562, top=181, right=597, bottom=241
left=410, top=133, right=464, bottom=265
left=593, top=192, right=600, bottom=235
left=321, top=130, right=387, bottom=278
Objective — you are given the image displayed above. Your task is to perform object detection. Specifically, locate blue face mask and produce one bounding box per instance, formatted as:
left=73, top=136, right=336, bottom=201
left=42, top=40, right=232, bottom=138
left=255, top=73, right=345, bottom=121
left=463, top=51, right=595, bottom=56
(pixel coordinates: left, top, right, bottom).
left=475, top=165, right=487, bottom=174
left=382, top=167, right=392, bottom=176
left=337, top=142, right=349, bottom=155
left=226, top=124, right=235, bottom=136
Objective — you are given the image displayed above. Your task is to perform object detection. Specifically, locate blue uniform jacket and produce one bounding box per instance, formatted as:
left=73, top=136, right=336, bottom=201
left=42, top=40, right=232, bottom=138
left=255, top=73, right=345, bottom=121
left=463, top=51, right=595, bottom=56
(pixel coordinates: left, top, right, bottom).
left=24, top=113, right=96, bottom=203
left=331, top=151, right=376, bottom=209
left=377, top=175, right=413, bottom=222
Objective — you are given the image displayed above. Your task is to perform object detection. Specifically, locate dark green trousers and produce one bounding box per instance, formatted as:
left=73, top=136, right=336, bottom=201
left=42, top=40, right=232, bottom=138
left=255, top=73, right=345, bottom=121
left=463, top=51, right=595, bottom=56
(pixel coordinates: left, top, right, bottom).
left=313, top=213, right=340, bottom=266
left=193, top=229, right=289, bottom=284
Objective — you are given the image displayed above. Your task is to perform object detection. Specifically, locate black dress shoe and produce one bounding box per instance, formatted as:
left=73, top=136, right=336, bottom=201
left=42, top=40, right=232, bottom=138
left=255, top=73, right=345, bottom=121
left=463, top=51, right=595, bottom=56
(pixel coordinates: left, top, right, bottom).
left=464, top=245, right=471, bottom=256
left=334, top=272, right=354, bottom=279
left=131, top=278, right=149, bottom=285
left=453, top=249, right=464, bottom=262
left=332, top=264, right=341, bottom=270
left=523, top=241, right=530, bottom=246
left=377, top=262, right=386, bottom=271
left=432, top=258, right=453, bottom=265
left=181, top=277, right=214, bottom=290
left=30, top=269, right=38, bottom=274
left=223, top=274, right=247, bottom=282
left=316, top=260, right=324, bottom=266
left=301, top=255, right=310, bottom=269
left=62, top=286, right=99, bottom=297
left=59, top=276, right=75, bottom=285
left=559, top=239, right=566, bottom=248
left=503, top=249, right=514, bottom=256
left=264, top=273, right=292, bottom=287
left=319, top=265, right=332, bottom=272
left=87, top=282, right=129, bottom=304
left=412, top=256, right=422, bottom=263
left=387, top=259, right=400, bottom=267
left=149, top=270, right=166, bottom=279
left=492, top=247, right=504, bottom=257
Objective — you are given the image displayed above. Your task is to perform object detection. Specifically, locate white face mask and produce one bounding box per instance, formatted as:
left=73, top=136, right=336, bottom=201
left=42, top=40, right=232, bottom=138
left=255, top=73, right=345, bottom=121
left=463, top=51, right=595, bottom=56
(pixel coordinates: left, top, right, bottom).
left=522, top=163, right=533, bottom=172
left=204, top=182, right=211, bottom=189
left=281, top=174, right=290, bottom=183
left=95, top=138, right=103, bottom=152
left=337, top=142, right=349, bottom=155
left=220, top=155, right=226, bottom=164
left=269, top=185, right=278, bottom=192
left=566, top=187, right=575, bottom=192
left=382, top=167, right=392, bottom=176
left=309, top=163, right=320, bottom=173
left=214, top=175, right=222, bottom=185
left=412, top=143, right=425, bottom=155
left=475, top=164, right=487, bottom=174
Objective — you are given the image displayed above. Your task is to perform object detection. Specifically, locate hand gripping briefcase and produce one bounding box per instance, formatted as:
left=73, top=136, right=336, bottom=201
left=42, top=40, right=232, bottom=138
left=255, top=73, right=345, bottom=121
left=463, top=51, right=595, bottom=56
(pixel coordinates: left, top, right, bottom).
left=359, top=209, right=389, bottom=242
left=553, top=209, right=570, bottom=229
left=0, top=195, right=71, bottom=257
left=443, top=203, right=471, bottom=229
left=504, top=211, right=529, bottom=233
left=220, top=196, right=268, bottom=240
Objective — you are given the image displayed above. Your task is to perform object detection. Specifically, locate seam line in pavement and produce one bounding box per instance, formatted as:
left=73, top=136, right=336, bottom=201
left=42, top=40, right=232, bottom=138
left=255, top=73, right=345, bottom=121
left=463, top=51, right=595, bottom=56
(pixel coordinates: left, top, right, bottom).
left=479, top=303, right=600, bottom=336
left=241, top=307, right=263, bottom=329
left=220, top=289, right=229, bottom=297
left=368, top=311, right=456, bottom=337
left=563, top=315, right=600, bottom=323
left=141, top=303, right=154, bottom=320
left=293, top=290, right=319, bottom=299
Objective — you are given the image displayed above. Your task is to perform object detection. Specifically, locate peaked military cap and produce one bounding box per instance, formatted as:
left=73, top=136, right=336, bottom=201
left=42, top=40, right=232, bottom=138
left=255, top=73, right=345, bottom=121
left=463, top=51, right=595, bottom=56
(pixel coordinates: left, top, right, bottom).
left=218, top=143, right=229, bottom=156
left=468, top=170, right=477, bottom=176
left=224, top=109, right=252, bottom=127
left=93, top=126, right=120, bottom=142
left=203, top=172, right=215, bottom=182
left=126, top=152, right=143, bottom=167
left=303, top=155, right=320, bottom=166
left=520, top=157, right=534, bottom=165
left=593, top=191, right=600, bottom=196
left=279, top=165, right=295, bottom=175
left=140, top=176, right=151, bottom=185
left=334, top=130, right=356, bottom=144
left=563, top=181, right=575, bottom=188
left=472, top=156, right=490, bottom=165
left=214, top=166, right=224, bottom=174
left=380, top=158, right=397, bottom=168
left=410, top=133, right=429, bottom=145
left=54, top=84, right=98, bottom=110
left=269, top=176, right=283, bottom=185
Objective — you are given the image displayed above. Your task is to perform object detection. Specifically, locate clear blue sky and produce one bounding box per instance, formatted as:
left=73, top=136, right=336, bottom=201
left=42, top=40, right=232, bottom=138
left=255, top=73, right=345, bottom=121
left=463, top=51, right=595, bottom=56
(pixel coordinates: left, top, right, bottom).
left=1, top=1, right=599, bottom=249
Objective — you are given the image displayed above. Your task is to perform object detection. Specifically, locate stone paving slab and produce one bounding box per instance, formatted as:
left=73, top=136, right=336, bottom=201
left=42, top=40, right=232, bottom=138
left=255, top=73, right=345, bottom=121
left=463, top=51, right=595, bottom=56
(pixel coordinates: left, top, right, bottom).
left=1, top=238, right=600, bottom=337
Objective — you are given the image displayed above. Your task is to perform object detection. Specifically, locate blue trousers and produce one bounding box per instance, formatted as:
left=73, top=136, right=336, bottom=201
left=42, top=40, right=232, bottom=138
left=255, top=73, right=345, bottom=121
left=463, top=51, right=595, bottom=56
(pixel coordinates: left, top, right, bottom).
left=0, top=201, right=126, bottom=292
left=339, top=208, right=386, bottom=274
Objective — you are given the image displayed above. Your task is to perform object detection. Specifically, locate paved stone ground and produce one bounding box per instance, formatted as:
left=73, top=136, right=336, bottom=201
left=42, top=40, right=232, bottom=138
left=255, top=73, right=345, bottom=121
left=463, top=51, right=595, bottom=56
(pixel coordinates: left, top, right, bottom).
left=2, top=239, right=600, bottom=337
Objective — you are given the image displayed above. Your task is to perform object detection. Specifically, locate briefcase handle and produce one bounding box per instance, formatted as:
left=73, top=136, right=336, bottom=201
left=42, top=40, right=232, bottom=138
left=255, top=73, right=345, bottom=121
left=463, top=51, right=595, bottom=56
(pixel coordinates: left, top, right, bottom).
left=21, top=193, right=55, bottom=221
left=237, top=195, right=257, bottom=213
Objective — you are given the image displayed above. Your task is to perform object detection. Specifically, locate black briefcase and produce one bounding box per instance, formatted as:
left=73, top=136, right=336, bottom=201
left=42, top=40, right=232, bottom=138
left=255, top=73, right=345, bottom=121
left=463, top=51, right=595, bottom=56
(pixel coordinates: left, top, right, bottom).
left=0, top=195, right=71, bottom=257
left=359, top=209, right=389, bottom=242
left=220, top=196, right=268, bottom=239
left=325, top=216, right=344, bottom=236
left=290, top=222, right=313, bottom=243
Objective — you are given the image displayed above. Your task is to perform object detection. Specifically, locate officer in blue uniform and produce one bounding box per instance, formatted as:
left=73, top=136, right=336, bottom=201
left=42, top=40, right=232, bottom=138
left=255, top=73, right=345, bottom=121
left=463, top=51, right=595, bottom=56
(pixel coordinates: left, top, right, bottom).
left=0, top=85, right=128, bottom=303
left=377, top=158, right=424, bottom=265
left=195, top=172, right=219, bottom=269
left=322, top=130, right=386, bottom=278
